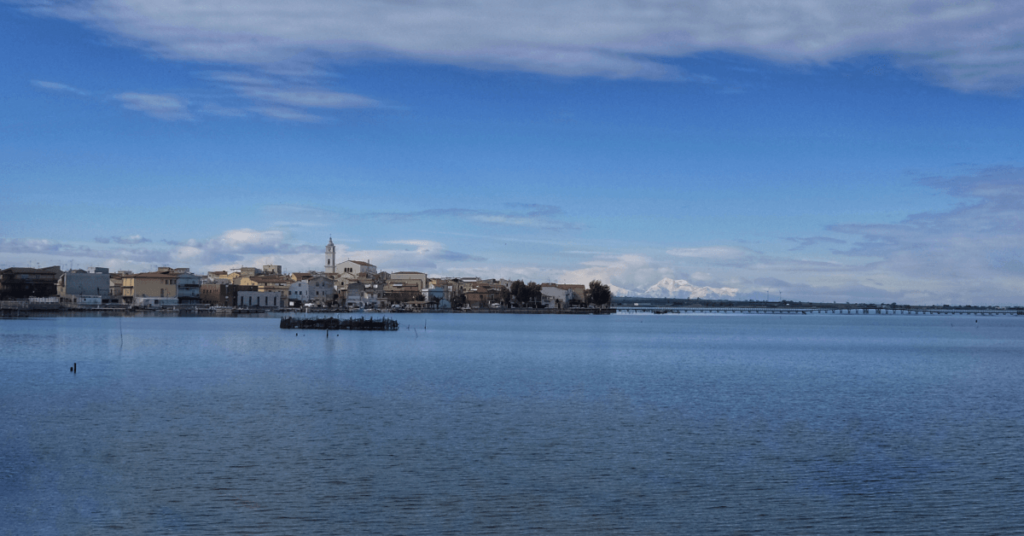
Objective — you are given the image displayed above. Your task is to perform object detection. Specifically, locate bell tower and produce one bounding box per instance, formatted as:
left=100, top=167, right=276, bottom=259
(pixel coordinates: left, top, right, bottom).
left=325, top=237, right=336, bottom=274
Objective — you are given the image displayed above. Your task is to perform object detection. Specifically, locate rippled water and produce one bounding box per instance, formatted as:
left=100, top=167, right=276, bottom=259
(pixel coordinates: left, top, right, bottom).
left=2, top=314, right=1023, bottom=534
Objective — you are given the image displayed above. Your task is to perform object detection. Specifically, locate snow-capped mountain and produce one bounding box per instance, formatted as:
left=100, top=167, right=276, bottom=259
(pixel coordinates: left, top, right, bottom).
left=640, top=278, right=739, bottom=299
left=607, top=283, right=634, bottom=297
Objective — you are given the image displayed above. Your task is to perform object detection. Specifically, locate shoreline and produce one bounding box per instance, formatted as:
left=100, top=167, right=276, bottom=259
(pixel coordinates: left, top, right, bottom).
left=2, top=306, right=1019, bottom=318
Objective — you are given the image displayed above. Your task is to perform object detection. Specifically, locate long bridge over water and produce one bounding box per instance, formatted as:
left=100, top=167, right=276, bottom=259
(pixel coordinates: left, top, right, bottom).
left=613, top=306, right=1022, bottom=316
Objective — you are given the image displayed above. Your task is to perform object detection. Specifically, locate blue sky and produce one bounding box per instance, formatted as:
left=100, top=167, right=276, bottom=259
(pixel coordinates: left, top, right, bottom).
left=2, top=1, right=1024, bottom=304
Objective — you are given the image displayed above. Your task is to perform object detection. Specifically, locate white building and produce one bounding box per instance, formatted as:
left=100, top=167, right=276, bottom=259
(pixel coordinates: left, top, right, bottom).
left=338, top=260, right=377, bottom=277
left=325, top=237, right=337, bottom=274
left=133, top=296, right=178, bottom=308
left=289, top=275, right=334, bottom=306
left=343, top=281, right=381, bottom=309
left=237, top=291, right=280, bottom=308
left=540, top=286, right=573, bottom=309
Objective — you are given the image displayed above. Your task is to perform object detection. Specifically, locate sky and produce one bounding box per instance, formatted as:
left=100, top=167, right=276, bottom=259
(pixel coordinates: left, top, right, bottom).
left=2, top=0, right=1024, bottom=305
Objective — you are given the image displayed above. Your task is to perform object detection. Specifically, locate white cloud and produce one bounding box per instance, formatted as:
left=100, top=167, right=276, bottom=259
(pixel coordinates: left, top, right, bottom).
left=557, top=254, right=675, bottom=292
left=21, top=0, right=1024, bottom=92
left=370, top=204, right=579, bottom=231
left=667, top=246, right=753, bottom=260
left=640, top=278, right=739, bottom=299
left=114, top=92, right=193, bottom=120
left=227, top=81, right=378, bottom=109
left=31, top=80, right=88, bottom=95
left=252, top=106, right=322, bottom=122
left=823, top=167, right=1024, bottom=302
left=95, top=235, right=151, bottom=244
left=206, top=71, right=379, bottom=121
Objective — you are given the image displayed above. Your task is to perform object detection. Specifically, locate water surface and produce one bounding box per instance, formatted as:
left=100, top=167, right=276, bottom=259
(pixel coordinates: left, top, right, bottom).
left=2, top=314, right=1023, bottom=534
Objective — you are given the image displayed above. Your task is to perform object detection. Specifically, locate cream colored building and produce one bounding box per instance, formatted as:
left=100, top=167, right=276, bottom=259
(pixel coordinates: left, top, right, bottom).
left=390, top=271, right=428, bottom=290
left=123, top=272, right=178, bottom=302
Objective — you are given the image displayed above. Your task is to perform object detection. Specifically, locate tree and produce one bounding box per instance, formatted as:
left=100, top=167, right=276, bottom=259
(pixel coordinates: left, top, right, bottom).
left=510, top=279, right=543, bottom=307
left=499, top=286, right=512, bottom=307
left=451, top=293, right=467, bottom=309
left=588, top=280, right=611, bottom=307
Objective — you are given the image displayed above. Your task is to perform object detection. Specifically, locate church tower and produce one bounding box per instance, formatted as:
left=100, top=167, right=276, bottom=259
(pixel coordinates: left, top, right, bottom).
left=325, top=237, right=336, bottom=274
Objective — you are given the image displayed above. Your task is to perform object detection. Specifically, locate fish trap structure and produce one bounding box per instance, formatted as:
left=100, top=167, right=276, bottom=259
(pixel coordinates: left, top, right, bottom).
left=280, top=316, right=399, bottom=331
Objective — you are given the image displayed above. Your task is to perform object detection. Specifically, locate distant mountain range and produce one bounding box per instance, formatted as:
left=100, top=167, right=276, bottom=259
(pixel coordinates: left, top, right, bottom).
left=611, top=278, right=739, bottom=299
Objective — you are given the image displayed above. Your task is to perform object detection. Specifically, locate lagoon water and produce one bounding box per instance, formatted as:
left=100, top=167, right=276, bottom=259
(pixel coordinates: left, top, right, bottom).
left=2, top=313, right=1023, bottom=534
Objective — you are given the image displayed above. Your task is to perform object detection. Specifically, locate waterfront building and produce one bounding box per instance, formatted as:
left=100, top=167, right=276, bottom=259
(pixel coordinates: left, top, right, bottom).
left=200, top=283, right=256, bottom=307
left=133, top=296, right=179, bottom=308
left=289, top=274, right=334, bottom=306
left=239, top=274, right=293, bottom=303
left=109, top=272, right=124, bottom=302
left=122, top=270, right=179, bottom=303
left=383, top=272, right=428, bottom=306
left=540, top=285, right=572, bottom=309
left=464, top=283, right=504, bottom=309
left=57, top=267, right=110, bottom=305
left=0, top=266, right=62, bottom=300
left=543, top=283, right=586, bottom=307
left=422, top=286, right=451, bottom=309
left=236, top=291, right=280, bottom=308
left=343, top=281, right=382, bottom=309
left=175, top=272, right=201, bottom=305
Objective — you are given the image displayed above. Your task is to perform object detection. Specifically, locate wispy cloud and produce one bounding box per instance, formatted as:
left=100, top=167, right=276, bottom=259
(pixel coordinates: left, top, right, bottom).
left=252, top=106, right=322, bottom=122
left=210, top=72, right=378, bottom=109
left=787, top=236, right=848, bottom=250
left=114, top=92, right=193, bottom=121
left=264, top=203, right=579, bottom=231
left=207, top=71, right=380, bottom=121
left=379, top=240, right=485, bottom=263
left=0, top=238, right=176, bottom=272
left=21, top=1, right=1024, bottom=92
left=31, top=80, right=88, bottom=95
left=370, top=204, right=580, bottom=231
left=95, top=235, right=151, bottom=245
left=667, top=246, right=754, bottom=260
left=827, top=168, right=1024, bottom=292
left=0, top=238, right=96, bottom=256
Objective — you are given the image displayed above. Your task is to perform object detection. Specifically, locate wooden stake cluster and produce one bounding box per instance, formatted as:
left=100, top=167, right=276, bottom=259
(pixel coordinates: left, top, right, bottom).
left=280, top=316, right=399, bottom=331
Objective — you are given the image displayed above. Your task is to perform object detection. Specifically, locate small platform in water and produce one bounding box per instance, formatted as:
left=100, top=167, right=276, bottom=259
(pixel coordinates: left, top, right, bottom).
left=280, top=316, right=399, bottom=331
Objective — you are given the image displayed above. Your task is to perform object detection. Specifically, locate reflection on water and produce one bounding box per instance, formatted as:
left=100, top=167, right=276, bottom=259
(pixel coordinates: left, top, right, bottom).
left=2, top=314, right=1023, bottom=534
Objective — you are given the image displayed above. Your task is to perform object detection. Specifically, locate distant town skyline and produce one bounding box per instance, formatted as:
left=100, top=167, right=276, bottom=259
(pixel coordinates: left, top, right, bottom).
left=3, top=1, right=1024, bottom=305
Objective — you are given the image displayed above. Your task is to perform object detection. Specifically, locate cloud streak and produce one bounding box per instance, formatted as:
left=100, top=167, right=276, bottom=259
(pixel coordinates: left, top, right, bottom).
left=31, top=80, right=89, bottom=95
left=114, top=92, right=193, bottom=121
left=369, top=204, right=580, bottom=231
left=20, top=0, right=1024, bottom=92
left=95, top=235, right=151, bottom=245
